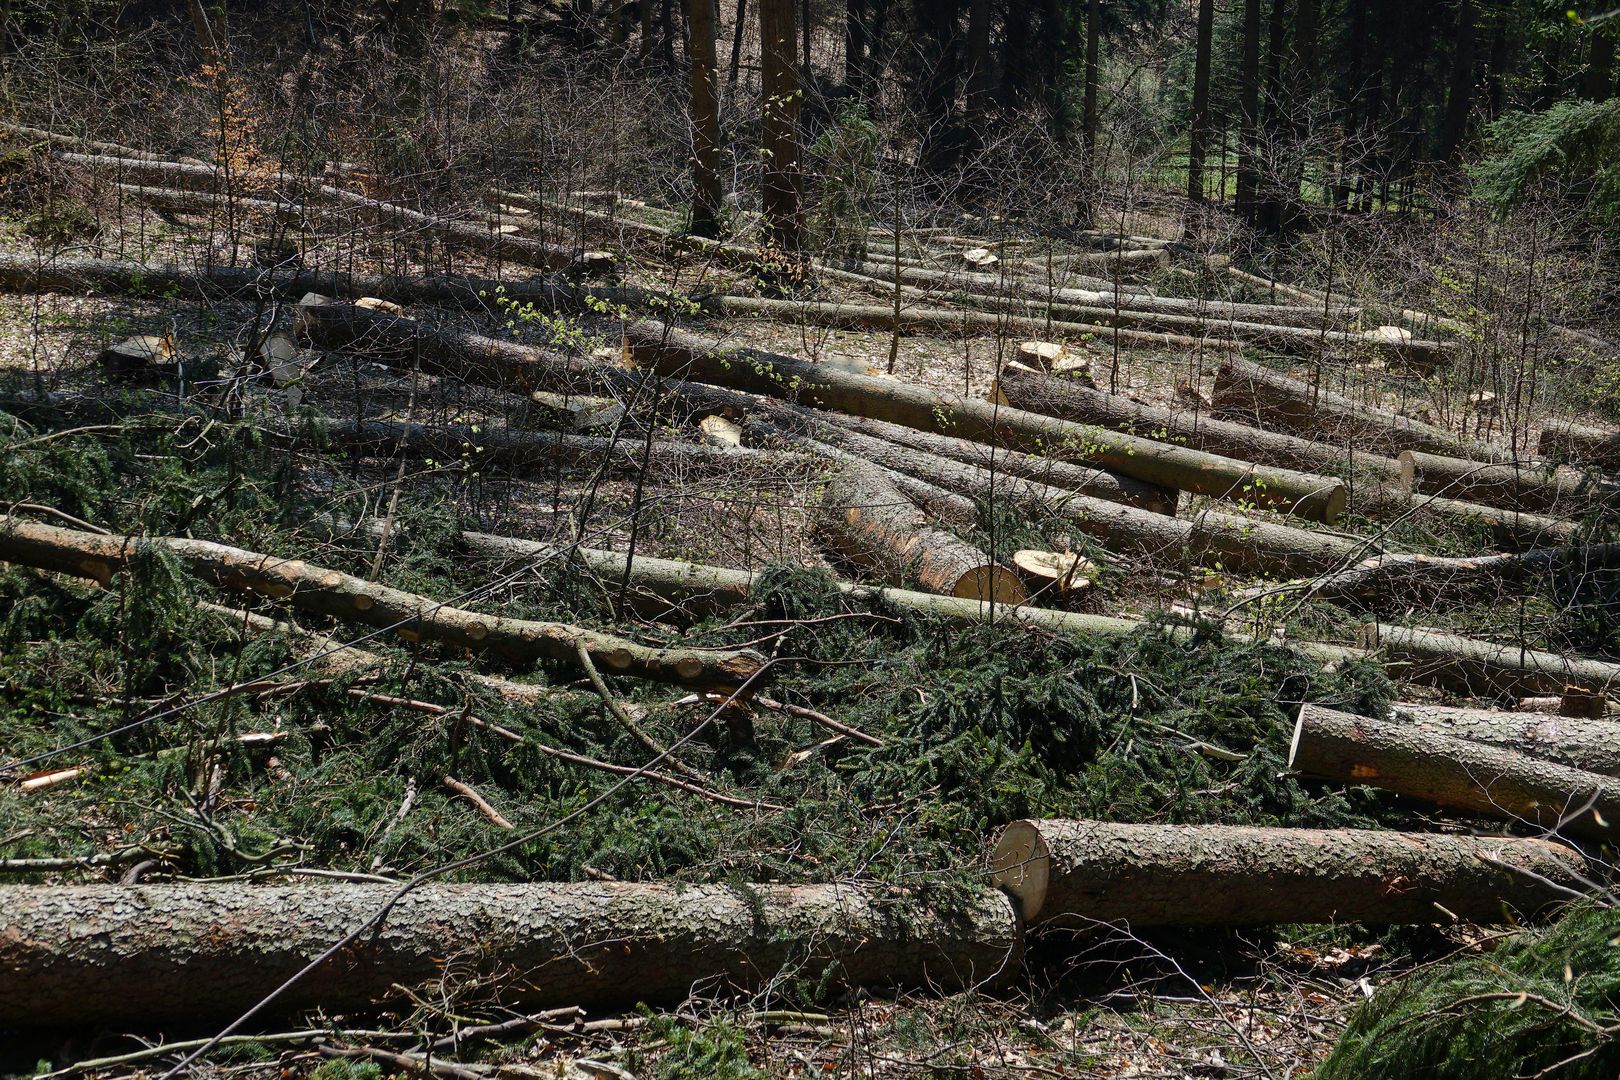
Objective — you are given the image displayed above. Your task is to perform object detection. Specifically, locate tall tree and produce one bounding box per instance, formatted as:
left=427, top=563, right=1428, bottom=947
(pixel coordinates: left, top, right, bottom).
left=686, top=0, right=724, bottom=237
left=1082, top=0, right=1100, bottom=165
left=1186, top=0, right=1215, bottom=204
left=1259, top=0, right=1288, bottom=231
left=966, top=0, right=992, bottom=124
left=1584, top=25, right=1615, bottom=101
left=1437, top=0, right=1477, bottom=165
left=845, top=0, right=868, bottom=94
left=759, top=0, right=804, bottom=253
left=1236, top=0, right=1260, bottom=220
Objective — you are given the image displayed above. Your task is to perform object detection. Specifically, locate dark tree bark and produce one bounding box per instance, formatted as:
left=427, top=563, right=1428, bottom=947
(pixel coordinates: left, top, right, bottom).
left=1583, top=26, right=1615, bottom=101
left=844, top=0, right=867, bottom=92
left=1081, top=0, right=1100, bottom=171
left=728, top=0, right=747, bottom=91
left=1236, top=0, right=1260, bottom=219
left=1259, top=0, right=1288, bottom=231
left=686, top=0, right=724, bottom=236
left=758, top=0, right=804, bottom=254
left=1436, top=0, right=1477, bottom=165
left=965, top=0, right=992, bottom=123
left=1187, top=0, right=1215, bottom=204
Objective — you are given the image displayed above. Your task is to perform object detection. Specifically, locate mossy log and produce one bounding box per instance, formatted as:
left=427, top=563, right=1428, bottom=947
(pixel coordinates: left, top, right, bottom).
left=1212, top=358, right=1511, bottom=461
left=1539, top=420, right=1620, bottom=471
left=625, top=320, right=1350, bottom=523
left=990, top=818, right=1582, bottom=927
left=816, top=463, right=1026, bottom=602
left=1358, top=622, right=1620, bottom=699
left=0, top=516, right=765, bottom=690
left=1391, top=703, right=1620, bottom=777
left=993, top=365, right=1404, bottom=486
left=1398, top=449, right=1618, bottom=515
left=1290, top=705, right=1620, bottom=840
left=0, top=882, right=1021, bottom=1025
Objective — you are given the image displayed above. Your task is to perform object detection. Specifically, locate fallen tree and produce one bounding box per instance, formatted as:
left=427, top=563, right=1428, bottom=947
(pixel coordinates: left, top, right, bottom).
left=1391, top=703, right=1620, bottom=776
left=1405, top=493, right=1580, bottom=549
left=1358, top=622, right=1620, bottom=700
left=990, top=818, right=1582, bottom=927
left=0, top=516, right=766, bottom=690
left=1284, top=544, right=1620, bottom=610
left=1539, top=420, right=1620, bottom=471
left=993, top=365, right=1404, bottom=486
left=624, top=321, right=1351, bottom=523
left=1289, top=705, right=1620, bottom=841
left=0, top=882, right=1021, bottom=1025
left=1398, top=449, right=1617, bottom=515
left=816, top=462, right=1026, bottom=602
left=1212, top=357, right=1512, bottom=461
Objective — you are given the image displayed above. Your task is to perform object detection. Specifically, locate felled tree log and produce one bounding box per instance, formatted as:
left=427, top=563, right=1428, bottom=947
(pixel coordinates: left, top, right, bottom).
left=1358, top=622, right=1620, bottom=700
left=1539, top=420, right=1620, bottom=471
left=115, top=183, right=308, bottom=221
left=822, top=412, right=1178, bottom=515
left=0, top=516, right=765, bottom=690
left=1398, top=449, right=1617, bottom=514
left=1294, top=543, right=1620, bottom=609
left=625, top=321, right=1351, bottom=523
left=0, top=254, right=669, bottom=313
left=1213, top=358, right=1511, bottom=461
left=1290, top=705, right=1620, bottom=840
left=994, top=366, right=1404, bottom=486
left=1392, top=703, right=1620, bottom=777
left=1407, top=493, right=1580, bottom=549
left=816, top=463, right=1026, bottom=602
left=0, top=882, right=1021, bottom=1025
left=990, top=818, right=1582, bottom=927
left=746, top=409, right=1364, bottom=578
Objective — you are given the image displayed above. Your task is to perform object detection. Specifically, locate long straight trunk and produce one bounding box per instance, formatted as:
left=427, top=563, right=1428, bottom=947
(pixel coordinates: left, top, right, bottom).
left=1296, top=544, right=1620, bottom=611
left=1358, top=622, right=1620, bottom=700
left=686, top=0, right=724, bottom=237
left=1236, top=0, right=1261, bottom=220
left=1539, top=420, right=1620, bottom=470
left=1398, top=449, right=1616, bottom=515
left=0, top=883, right=1021, bottom=1026
left=1290, top=705, right=1620, bottom=841
left=1436, top=0, right=1477, bottom=165
left=758, top=0, right=803, bottom=254
left=1258, top=0, right=1288, bottom=232
left=1392, top=702, right=1620, bottom=777
left=1409, top=493, right=1581, bottom=550
left=1583, top=27, right=1615, bottom=101
left=844, top=0, right=867, bottom=92
left=991, top=819, right=1582, bottom=928
left=0, top=516, right=766, bottom=690
left=816, top=463, right=1024, bottom=601
left=1186, top=0, right=1215, bottom=204
left=965, top=0, right=991, bottom=123
left=727, top=0, right=748, bottom=90
left=625, top=321, right=1351, bottom=522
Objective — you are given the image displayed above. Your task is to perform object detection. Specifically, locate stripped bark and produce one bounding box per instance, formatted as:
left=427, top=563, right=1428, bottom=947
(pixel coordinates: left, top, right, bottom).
left=991, top=818, right=1582, bottom=927
left=0, top=883, right=1021, bottom=1025
left=1290, top=705, right=1620, bottom=840
left=625, top=321, right=1351, bottom=523
left=0, top=516, right=765, bottom=690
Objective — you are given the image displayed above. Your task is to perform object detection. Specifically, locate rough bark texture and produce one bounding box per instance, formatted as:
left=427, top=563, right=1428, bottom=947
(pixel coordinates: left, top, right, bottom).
left=1399, top=449, right=1616, bottom=514
left=1408, top=493, right=1581, bottom=550
left=684, top=0, right=724, bottom=237
left=1290, top=705, right=1620, bottom=840
left=0, top=516, right=765, bottom=690
left=0, top=883, right=1021, bottom=1025
left=1213, top=357, right=1511, bottom=461
left=625, top=320, right=1350, bottom=523
left=816, top=463, right=1026, bottom=602
left=1297, top=544, right=1620, bottom=610
left=991, top=818, right=1582, bottom=927
left=995, top=366, right=1403, bottom=487
left=1359, top=621, right=1620, bottom=699
left=1392, top=702, right=1620, bottom=777
left=758, top=0, right=803, bottom=253
left=1539, top=420, right=1620, bottom=471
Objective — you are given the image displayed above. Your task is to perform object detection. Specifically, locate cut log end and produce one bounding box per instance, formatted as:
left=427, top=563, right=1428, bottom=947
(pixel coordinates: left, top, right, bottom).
left=952, top=565, right=1029, bottom=605
left=989, top=819, right=1050, bottom=923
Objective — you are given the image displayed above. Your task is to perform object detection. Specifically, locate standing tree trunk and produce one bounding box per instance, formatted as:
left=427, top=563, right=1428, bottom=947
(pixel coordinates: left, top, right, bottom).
left=1081, top=0, right=1100, bottom=173
left=844, top=0, right=867, bottom=93
left=686, top=0, right=724, bottom=237
left=759, top=0, right=804, bottom=255
left=1258, top=0, right=1288, bottom=232
left=1186, top=0, right=1215, bottom=205
left=1584, top=27, right=1615, bottom=101
left=1436, top=0, right=1477, bottom=166
left=965, top=0, right=992, bottom=125
left=727, top=0, right=748, bottom=92
left=1236, top=0, right=1260, bottom=220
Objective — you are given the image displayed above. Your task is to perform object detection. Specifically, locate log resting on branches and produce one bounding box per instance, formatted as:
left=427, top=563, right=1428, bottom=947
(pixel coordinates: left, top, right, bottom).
left=1290, top=705, right=1620, bottom=840
left=990, top=818, right=1582, bottom=927
left=0, top=882, right=1021, bottom=1025
left=1539, top=420, right=1620, bottom=471
left=1405, top=493, right=1580, bottom=550
left=1391, top=703, right=1620, bottom=777
left=1398, top=449, right=1618, bottom=515
left=1358, top=622, right=1620, bottom=700
left=624, top=320, right=1350, bottom=524
left=0, top=516, right=765, bottom=690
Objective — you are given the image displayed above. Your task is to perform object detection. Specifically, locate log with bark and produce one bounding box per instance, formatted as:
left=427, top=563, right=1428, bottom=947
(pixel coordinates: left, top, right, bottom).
left=1398, top=449, right=1617, bottom=514
left=1358, top=622, right=1620, bottom=700
left=0, top=882, right=1021, bottom=1025
left=1290, top=705, right=1620, bottom=840
left=993, top=365, right=1404, bottom=487
left=1391, top=702, right=1620, bottom=777
left=0, top=516, right=765, bottom=690
left=1539, top=420, right=1620, bottom=471
left=625, top=321, right=1351, bottom=524
left=1406, top=493, right=1581, bottom=550
left=1285, top=543, right=1620, bottom=610
left=1212, top=357, right=1512, bottom=461
left=990, top=818, right=1582, bottom=927
left=816, top=461, right=1026, bottom=602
